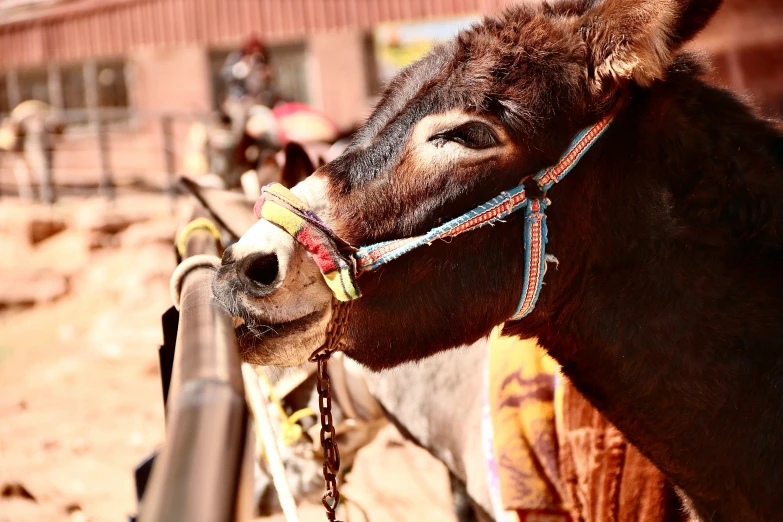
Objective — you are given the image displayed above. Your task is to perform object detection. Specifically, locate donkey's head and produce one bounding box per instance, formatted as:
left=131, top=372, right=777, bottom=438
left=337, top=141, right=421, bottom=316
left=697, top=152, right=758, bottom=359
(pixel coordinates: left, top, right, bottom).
left=214, top=0, right=722, bottom=369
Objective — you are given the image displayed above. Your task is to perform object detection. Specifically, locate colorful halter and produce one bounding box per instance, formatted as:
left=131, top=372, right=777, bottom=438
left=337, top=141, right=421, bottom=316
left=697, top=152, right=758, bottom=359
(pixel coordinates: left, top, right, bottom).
left=254, top=111, right=614, bottom=320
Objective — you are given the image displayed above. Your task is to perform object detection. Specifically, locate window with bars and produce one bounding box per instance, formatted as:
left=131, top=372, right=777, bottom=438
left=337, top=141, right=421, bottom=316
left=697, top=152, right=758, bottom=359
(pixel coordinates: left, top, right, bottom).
left=97, top=61, right=129, bottom=109
left=61, top=63, right=86, bottom=111
left=0, top=73, right=9, bottom=114
left=1, top=59, right=129, bottom=124
left=16, top=67, right=49, bottom=105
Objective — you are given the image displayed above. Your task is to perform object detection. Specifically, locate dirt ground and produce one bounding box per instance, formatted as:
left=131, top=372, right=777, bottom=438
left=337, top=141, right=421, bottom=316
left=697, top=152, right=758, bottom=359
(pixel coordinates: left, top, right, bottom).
left=0, top=192, right=458, bottom=522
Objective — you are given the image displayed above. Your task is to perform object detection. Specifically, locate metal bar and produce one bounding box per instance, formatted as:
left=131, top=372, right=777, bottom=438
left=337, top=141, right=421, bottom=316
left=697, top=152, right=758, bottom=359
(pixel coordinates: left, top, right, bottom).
left=96, top=115, right=116, bottom=200
left=242, top=364, right=301, bottom=522
left=7, top=69, right=20, bottom=108
left=47, top=63, right=63, bottom=111
left=160, top=115, right=177, bottom=213
left=138, top=229, right=253, bottom=522
left=159, top=305, right=179, bottom=411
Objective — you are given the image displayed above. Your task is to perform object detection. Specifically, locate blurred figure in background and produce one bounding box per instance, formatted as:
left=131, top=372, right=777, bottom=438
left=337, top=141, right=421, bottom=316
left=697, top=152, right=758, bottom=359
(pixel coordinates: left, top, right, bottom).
left=199, top=34, right=284, bottom=189
left=221, top=34, right=282, bottom=109
left=220, top=34, right=284, bottom=146
left=0, top=100, right=65, bottom=205
left=184, top=33, right=339, bottom=191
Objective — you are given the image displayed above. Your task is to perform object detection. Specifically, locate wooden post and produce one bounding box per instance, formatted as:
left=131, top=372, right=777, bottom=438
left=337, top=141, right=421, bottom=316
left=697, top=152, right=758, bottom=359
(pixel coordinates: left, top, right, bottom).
left=85, top=60, right=114, bottom=199
left=7, top=70, right=20, bottom=108
left=96, top=115, right=115, bottom=200
left=161, top=115, right=177, bottom=213
left=47, top=64, right=63, bottom=111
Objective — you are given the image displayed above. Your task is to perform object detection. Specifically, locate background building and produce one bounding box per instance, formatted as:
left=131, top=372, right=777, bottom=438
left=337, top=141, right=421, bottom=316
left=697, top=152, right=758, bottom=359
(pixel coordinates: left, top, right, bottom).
left=0, top=0, right=781, bottom=188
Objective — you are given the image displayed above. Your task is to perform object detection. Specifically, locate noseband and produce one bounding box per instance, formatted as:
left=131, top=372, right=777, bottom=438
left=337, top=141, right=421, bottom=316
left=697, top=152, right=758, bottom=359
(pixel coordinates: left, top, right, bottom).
left=254, top=110, right=614, bottom=320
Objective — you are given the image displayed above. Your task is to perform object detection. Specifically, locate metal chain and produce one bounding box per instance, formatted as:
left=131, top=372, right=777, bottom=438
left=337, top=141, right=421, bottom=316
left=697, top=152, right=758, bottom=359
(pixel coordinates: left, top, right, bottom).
left=309, top=300, right=353, bottom=522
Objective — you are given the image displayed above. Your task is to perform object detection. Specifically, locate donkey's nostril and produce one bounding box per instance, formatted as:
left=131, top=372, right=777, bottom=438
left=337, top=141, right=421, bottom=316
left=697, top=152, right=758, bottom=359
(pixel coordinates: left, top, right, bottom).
left=238, top=252, right=280, bottom=297
left=247, top=254, right=279, bottom=286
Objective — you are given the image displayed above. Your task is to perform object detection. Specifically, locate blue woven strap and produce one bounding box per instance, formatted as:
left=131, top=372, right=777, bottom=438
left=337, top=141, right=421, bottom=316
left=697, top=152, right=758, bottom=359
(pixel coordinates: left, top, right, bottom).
left=534, top=112, right=614, bottom=191
left=354, top=184, right=529, bottom=272
left=511, top=198, right=548, bottom=320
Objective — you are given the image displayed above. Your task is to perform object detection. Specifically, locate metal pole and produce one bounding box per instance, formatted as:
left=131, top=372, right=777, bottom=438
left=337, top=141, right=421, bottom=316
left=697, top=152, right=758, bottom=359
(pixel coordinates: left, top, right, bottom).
left=84, top=60, right=114, bottom=199
left=161, top=115, right=177, bottom=213
left=138, top=229, right=253, bottom=522
left=7, top=70, right=20, bottom=108
left=97, top=115, right=115, bottom=200
left=242, top=364, right=301, bottom=522
left=47, top=64, right=63, bottom=111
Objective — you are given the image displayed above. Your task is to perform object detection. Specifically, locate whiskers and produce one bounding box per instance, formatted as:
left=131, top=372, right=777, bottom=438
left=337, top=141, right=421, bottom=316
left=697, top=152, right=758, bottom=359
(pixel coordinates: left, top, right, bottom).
left=249, top=324, right=279, bottom=336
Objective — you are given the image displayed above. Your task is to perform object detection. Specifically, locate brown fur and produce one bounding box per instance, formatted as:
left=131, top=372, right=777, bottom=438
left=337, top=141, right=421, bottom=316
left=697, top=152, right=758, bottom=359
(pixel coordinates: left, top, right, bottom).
left=217, top=1, right=783, bottom=519
left=321, top=1, right=783, bottom=520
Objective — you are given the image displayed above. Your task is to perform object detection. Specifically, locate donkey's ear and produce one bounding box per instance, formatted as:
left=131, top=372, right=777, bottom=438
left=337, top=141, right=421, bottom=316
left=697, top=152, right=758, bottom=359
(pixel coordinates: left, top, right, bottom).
left=257, top=155, right=281, bottom=187
left=281, top=142, right=315, bottom=189
left=581, top=0, right=722, bottom=88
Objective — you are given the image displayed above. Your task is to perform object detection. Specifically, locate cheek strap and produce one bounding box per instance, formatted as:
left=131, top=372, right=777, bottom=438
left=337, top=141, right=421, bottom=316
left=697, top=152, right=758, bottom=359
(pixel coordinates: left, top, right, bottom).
left=254, top=183, right=361, bottom=302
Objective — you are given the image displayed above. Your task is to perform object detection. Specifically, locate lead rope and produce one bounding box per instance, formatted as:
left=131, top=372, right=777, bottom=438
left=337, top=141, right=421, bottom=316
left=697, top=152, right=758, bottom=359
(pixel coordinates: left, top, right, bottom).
left=310, top=299, right=353, bottom=522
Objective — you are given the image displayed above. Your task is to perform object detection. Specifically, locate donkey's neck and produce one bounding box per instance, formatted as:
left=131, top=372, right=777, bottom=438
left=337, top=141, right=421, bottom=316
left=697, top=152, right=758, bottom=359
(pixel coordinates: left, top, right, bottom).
left=513, top=59, right=783, bottom=521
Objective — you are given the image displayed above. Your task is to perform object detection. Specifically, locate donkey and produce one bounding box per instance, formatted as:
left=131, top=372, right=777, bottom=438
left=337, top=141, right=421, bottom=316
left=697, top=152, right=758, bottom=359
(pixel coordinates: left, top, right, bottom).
left=213, top=0, right=783, bottom=519
left=181, top=166, right=493, bottom=522
left=188, top=164, right=678, bottom=522
left=250, top=346, right=493, bottom=522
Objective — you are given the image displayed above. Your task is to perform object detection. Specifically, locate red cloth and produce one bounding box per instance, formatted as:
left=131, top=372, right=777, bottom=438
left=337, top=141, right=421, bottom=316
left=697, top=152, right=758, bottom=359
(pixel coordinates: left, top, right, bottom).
left=272, top=102, right=339, bottom=144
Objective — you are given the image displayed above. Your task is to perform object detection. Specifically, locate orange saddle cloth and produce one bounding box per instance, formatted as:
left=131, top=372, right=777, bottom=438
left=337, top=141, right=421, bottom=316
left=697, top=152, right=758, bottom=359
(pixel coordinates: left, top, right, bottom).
left=485, top=328, right=685, bottom=522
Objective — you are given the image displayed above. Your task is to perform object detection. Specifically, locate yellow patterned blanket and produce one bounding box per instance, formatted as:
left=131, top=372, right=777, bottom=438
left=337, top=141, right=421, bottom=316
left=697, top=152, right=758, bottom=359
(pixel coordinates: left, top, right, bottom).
left=485, top=328, right=683, bottom=522
left=485, top=327, right=571, bottom=521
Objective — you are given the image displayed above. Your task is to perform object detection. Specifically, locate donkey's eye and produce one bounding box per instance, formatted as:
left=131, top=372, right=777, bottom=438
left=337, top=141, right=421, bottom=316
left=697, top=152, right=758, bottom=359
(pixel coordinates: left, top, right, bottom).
left=429, top=122, right=498, bottom=149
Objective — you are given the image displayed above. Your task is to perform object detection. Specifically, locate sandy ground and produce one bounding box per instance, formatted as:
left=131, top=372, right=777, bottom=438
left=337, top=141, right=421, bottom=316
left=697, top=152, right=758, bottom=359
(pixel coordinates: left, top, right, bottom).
left=0, top=193, right=458, bottom=522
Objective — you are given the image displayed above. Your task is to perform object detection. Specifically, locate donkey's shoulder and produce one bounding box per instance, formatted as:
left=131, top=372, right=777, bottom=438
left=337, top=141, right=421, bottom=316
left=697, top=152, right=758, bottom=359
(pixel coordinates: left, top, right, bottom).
left=659, top=61, right=783, bottom=253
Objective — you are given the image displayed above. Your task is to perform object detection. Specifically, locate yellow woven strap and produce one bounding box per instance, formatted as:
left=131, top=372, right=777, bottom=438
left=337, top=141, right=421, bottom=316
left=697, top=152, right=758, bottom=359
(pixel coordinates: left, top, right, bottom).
left=254, top=183, right=361, bottom=301
left=256, top=369, right=317, bottom=448
left=176, top=217, right=223, bottom=258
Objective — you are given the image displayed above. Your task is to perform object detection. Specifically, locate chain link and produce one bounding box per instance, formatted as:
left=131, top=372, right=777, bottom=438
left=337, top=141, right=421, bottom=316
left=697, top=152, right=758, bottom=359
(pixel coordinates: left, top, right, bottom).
left=309, top=299, right=353, bottom=522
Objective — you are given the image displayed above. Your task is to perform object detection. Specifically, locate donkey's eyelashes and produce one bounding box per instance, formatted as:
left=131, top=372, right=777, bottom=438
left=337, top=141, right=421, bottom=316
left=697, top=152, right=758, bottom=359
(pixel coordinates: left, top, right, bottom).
left=429, top=121, right=499, bottom=150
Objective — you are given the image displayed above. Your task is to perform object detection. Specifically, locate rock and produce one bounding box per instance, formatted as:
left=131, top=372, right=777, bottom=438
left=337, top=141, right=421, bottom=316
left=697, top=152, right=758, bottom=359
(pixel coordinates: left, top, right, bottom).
left=27, top=217, right=66, bottom=244
left=41, top=439, right=60, bottom=451
left=1, top=482, right=37, bottom=502
left=0, top=200, right=66, bottom=245
left=118, top=220, right=176, bottom=250
left=0, top=235, right=33, bottom=269
left=74, top=204, right=148, bottom=236
left=75, top=206, right=152, bottom=250
left=29, top=229, right=90, bottom=273
left=0, top=270, right=69, bottom=307
left=86, top=231, right=119, bottom=251
left=65, top=503, right=89, bottom=522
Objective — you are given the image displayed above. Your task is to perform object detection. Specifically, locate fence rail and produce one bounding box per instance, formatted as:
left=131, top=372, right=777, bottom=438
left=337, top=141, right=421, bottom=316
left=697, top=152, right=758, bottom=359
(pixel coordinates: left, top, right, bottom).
left=0, top=107, right=221, bottom=199
left=137, top=228, right=254, bottom=522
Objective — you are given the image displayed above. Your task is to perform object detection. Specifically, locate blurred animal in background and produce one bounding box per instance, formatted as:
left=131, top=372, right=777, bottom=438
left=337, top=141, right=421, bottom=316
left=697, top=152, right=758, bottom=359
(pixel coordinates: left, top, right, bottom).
left=249, top=345, right=494, bottom=522
left=181, top=140, right=333, bottom=239
left=0, top=100, right=66, bottom=205
left=182, top=33, right=341, bottom=191
left=182, top=102, right=340, bottom=192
